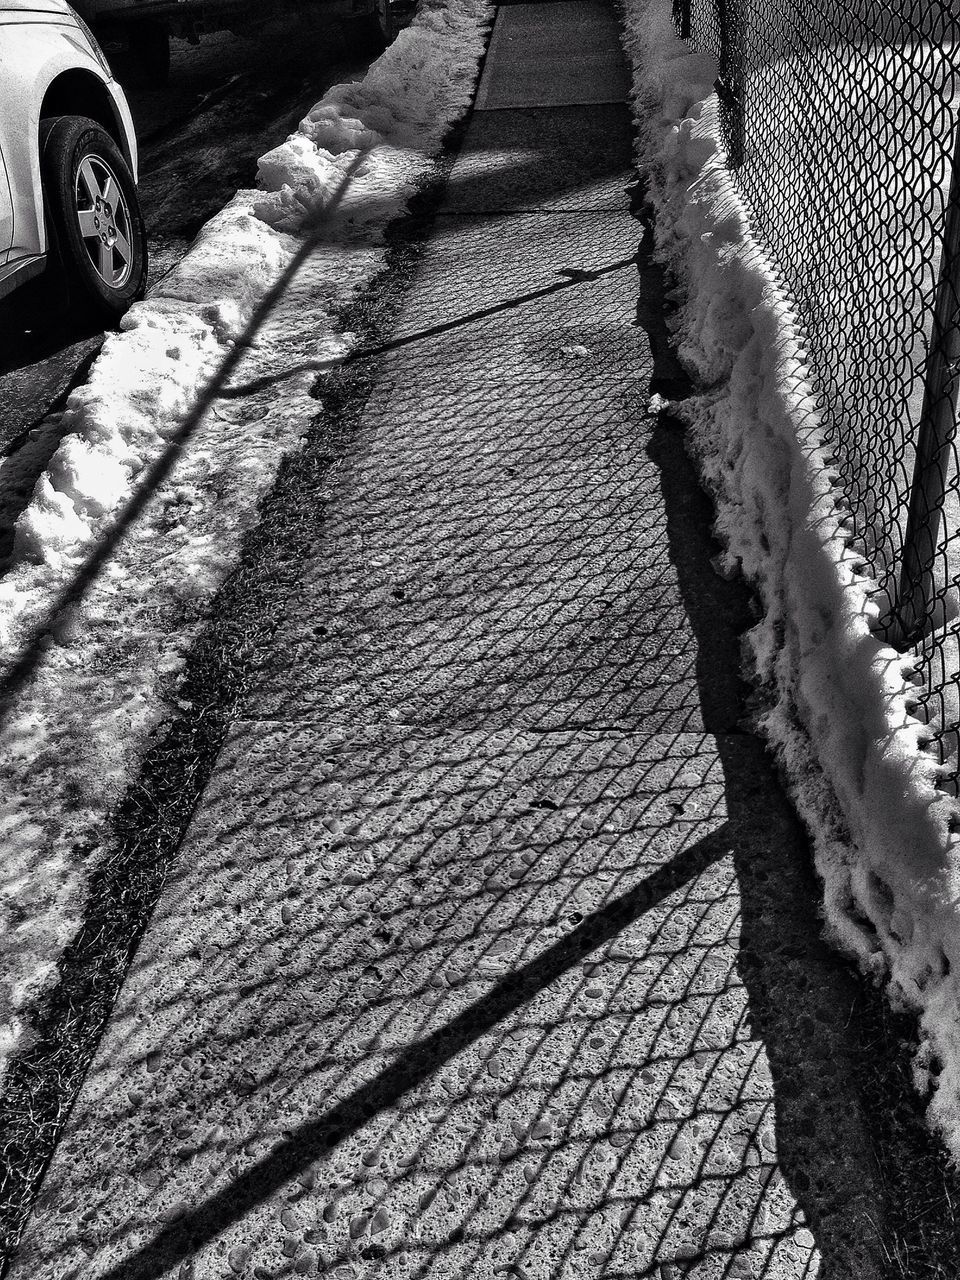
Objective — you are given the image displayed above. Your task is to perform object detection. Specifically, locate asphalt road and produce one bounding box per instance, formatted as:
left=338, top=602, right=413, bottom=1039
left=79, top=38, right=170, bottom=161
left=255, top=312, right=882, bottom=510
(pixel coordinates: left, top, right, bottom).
left=0, top=16, right=371, bottom=457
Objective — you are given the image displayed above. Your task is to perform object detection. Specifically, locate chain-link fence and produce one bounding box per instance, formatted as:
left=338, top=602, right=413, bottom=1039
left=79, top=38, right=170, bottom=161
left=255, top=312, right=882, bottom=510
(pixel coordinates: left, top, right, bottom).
left=673, top=0, right=960, bottom=781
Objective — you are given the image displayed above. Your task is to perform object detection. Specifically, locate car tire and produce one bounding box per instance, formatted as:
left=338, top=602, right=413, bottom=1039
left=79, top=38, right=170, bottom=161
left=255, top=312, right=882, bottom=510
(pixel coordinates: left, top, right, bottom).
left=39, top=116, right=148, bottom=324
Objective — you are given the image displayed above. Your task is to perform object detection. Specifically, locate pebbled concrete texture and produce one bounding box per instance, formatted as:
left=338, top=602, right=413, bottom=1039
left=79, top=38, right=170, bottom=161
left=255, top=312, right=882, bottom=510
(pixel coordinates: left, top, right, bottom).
left=442, top=105, right=635, bottom=213
left=10, top=728, right=823, bottom=1280
left=249, top=211, right=710, bottom=735
left=9, top=4, right=892, bottom=1280
left=474, top=0, right=630, bottom=108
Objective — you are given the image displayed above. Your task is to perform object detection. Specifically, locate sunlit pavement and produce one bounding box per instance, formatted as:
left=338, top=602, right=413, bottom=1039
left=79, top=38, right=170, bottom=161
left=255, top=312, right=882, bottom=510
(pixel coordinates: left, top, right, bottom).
left=10, top=3, right=891, bottom=1278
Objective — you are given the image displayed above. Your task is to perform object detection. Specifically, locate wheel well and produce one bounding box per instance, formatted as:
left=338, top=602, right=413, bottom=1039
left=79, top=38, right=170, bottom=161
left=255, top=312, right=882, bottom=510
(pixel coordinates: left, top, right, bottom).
left=39, top=71, right=129, bottom=164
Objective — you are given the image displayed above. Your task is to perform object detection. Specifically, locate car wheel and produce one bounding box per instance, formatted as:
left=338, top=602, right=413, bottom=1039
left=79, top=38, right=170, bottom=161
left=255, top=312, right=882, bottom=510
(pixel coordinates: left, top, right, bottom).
left=40, top=116, right=148, bottom=324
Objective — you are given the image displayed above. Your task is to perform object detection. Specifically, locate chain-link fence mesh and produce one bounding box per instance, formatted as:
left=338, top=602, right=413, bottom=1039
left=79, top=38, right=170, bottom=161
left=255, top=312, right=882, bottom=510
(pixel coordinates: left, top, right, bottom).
left=674, top=0, right=960, bottom=781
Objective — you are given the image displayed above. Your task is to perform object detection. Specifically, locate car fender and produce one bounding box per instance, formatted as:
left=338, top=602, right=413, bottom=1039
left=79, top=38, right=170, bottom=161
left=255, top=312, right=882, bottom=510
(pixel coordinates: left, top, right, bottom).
left=1, top=18, right=134, bottom=257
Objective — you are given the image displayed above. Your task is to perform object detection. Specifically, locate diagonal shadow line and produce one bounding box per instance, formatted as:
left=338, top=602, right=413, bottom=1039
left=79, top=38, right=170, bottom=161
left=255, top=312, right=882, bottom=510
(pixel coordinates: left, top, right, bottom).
left=0, top=146, right=370, bottom=725
left=215, top=256, right=639, bottom=399
left=97, top=822, right=733, bottom=1280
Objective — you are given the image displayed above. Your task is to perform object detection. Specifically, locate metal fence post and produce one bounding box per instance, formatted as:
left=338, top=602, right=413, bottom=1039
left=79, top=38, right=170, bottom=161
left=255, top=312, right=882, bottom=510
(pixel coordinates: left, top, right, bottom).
left=715, top=0, right=745, bottom=167
left=672, top=0, right=691, bottom=38
left=891, top=120, right=960, bottom=648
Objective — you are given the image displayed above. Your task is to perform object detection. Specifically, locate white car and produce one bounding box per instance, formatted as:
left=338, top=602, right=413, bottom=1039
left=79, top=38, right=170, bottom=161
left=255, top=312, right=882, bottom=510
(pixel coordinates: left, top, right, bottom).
left=0, top=0, right=146, bottom=319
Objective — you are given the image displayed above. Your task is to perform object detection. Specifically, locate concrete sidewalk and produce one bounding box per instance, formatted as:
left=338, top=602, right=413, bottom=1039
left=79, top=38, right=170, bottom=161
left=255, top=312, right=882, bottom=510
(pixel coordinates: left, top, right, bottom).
left=11, top=4, right=889, bottom=1279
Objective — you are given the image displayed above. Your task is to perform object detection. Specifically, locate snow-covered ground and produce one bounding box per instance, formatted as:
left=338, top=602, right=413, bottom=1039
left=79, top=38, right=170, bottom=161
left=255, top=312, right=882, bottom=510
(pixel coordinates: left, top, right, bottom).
left=0, top=0, right=491, bottom=1074
left=622, top=0, right=960, bottom=1157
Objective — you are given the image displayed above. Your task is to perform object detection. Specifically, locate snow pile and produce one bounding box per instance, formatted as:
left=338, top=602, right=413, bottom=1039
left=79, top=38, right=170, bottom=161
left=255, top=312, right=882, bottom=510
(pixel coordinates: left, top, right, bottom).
left=0, top=0, right=491, bottom=1071
left=257, top=2, right=486, bottom=230
left=623, top=1, right=960, bottom=1153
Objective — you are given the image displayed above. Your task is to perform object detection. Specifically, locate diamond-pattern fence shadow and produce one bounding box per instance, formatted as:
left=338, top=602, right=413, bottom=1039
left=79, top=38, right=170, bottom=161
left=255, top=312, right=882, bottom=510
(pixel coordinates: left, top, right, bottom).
left=6, top=65, right=956, bottom=1280
left=2, top=133, right=897, bottom=1279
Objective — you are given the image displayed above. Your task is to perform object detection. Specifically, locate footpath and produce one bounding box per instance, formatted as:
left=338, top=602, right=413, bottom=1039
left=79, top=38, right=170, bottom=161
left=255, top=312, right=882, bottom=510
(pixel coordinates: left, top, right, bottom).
left=10, top=4, right=892, bottom=1278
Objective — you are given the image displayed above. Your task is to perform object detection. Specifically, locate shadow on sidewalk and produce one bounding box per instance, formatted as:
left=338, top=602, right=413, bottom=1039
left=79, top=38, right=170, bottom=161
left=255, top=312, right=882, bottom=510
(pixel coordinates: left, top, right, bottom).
left=0, top=104, right=646, bottom=1274
left=19, top=202, right=942, bottom=1280
left=4, top=74, right=960, bottom=1280
left=639, top=222, right=960, bottom=1277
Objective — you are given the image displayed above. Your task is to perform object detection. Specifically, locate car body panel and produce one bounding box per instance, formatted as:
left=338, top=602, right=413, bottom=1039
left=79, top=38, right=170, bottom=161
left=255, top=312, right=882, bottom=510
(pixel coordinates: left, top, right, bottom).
left=0, top=252, right=44, bottom=296
left=0, top=1, right=74, bottom=22
left=0, top=7, right=137, bottom=271
left=0, top=143, right=13, bottom=262
left=0, top=2, right=72, bottom=14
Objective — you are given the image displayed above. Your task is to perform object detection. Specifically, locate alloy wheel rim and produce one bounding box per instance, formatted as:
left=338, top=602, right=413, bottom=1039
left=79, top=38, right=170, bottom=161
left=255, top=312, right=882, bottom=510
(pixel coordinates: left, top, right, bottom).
left=74, top=154, right=134, bottom=290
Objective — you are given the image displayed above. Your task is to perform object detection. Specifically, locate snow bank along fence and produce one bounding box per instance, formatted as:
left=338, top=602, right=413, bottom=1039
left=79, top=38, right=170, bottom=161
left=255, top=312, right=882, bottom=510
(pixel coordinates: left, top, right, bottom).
left=672, top=0, right=960, bottom=780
